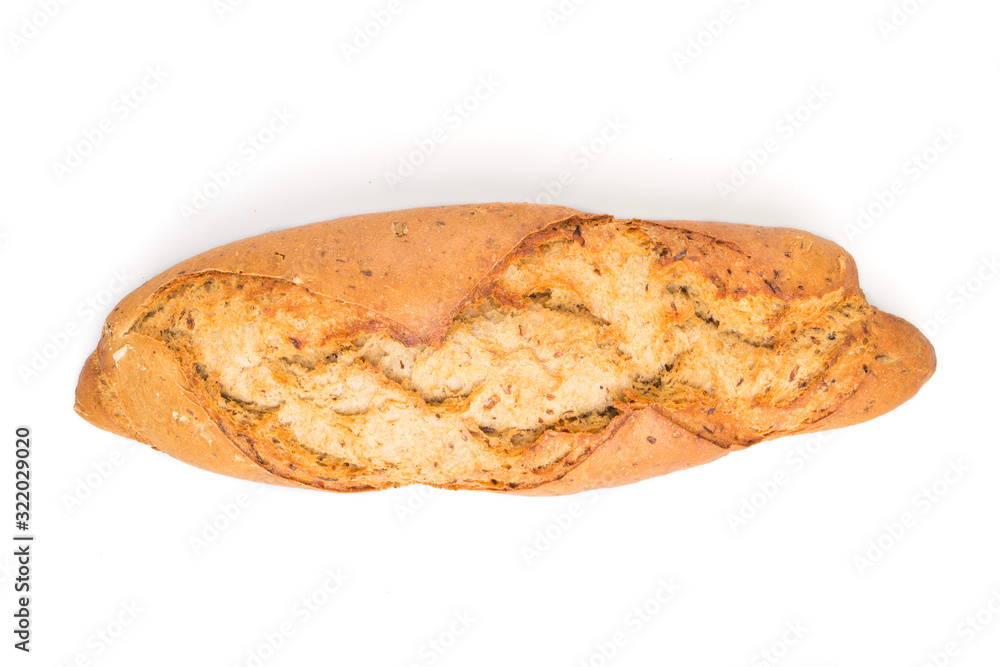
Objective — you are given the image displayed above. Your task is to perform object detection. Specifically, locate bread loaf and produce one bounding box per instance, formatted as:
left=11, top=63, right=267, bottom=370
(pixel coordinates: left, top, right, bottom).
left=74, top=203, right=936, bottom=495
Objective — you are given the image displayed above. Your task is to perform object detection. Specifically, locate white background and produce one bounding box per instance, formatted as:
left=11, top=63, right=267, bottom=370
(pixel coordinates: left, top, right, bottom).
left=2, top=1, right=999, bottom=665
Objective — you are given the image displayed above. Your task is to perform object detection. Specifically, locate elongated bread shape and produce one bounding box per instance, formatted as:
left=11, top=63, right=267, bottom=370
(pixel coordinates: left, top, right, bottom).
left=74, top=203, right=935, bottom=495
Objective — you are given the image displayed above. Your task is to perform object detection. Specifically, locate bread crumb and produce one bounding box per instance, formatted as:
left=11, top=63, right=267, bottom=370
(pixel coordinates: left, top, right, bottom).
left=112, top=344, right=132, bottom=364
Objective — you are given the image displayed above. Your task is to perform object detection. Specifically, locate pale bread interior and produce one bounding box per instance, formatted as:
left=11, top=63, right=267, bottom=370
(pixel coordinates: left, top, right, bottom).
left=131, top=220, right=873, bottom=491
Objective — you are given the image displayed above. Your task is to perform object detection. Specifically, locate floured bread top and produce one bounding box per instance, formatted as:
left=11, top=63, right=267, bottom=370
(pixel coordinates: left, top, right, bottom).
left=128, top=218, right=875, bottom=492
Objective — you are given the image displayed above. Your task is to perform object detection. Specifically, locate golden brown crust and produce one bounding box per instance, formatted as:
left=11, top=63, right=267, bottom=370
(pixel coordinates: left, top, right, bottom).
left=640, top=219, right=862, bottom=300
left=511, top=406, right=749, bottom=496
left=74, top=350, right=131, bottom=440
left=104, top=203, right=600, bottom=345
left=75, top=203, right=935, bottom=495
left=794, top=309, right=936, bottom=434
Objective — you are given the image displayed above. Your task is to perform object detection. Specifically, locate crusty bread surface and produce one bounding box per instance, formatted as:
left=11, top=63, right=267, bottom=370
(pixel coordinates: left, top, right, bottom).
left=74, top=203, right=936, bottom=495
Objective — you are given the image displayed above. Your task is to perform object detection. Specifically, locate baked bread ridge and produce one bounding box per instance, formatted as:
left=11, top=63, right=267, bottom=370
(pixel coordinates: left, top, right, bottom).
left=74, top=203, right=936, bottom=495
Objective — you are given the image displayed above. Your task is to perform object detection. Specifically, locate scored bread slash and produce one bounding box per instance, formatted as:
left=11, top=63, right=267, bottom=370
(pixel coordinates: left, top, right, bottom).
left=73, top=203, right=936, bottom=495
